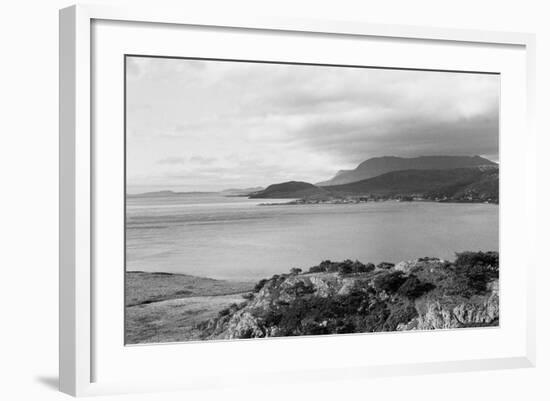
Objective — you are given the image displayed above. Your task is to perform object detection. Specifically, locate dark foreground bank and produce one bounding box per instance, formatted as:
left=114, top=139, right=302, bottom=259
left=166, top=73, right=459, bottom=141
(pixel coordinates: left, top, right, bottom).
left=125, top=251, right=498, bottom=344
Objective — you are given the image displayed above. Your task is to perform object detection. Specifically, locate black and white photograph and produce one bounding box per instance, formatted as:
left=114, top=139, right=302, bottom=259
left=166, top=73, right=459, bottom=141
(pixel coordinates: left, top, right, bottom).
left=124, top=56, right=499, bottom=345
left=3, top=0, right=548, bottom=398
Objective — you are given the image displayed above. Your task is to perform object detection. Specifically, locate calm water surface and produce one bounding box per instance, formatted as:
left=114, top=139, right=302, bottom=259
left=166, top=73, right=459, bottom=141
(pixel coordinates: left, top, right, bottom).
left=126, top=193, right=498, bottom=280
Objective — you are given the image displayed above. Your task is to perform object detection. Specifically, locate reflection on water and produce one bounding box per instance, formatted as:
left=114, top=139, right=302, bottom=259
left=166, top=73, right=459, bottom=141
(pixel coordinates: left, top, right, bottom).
left=126, top=193, right=498, bottom=281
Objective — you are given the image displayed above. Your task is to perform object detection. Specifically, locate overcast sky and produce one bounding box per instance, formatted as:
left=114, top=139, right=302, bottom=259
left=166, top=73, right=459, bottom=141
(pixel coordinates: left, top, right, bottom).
left=126, top=56, right=499, bottom=193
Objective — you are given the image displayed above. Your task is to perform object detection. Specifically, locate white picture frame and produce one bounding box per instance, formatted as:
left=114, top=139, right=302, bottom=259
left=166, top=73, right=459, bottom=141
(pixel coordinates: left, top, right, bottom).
left=59, top=4, right=536, bottom=397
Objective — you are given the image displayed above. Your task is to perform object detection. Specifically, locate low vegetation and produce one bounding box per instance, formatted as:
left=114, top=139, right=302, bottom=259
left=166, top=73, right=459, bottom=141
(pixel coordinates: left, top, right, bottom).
left=125, top=271, right=253, bottom=306
left=200, top=251, right=499, bottom=340
left=307, top=259, right=375, bottom=275
left=125, top=251, right=499, bottom=343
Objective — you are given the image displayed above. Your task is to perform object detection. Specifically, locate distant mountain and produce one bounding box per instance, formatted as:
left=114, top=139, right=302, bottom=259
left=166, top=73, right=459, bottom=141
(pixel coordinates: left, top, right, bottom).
left=127, top=190, right=180, bottom=198
left=221, top=187, right=264, bottom=196
left=249, top=181, right=330, bottom=199
left=317, top=156, right=497, bottom=186
left=326, top=166, right=498, bottom=202
left=251, top=167, right=498, bottom=203
left=128, top=190, right=214, bottom=198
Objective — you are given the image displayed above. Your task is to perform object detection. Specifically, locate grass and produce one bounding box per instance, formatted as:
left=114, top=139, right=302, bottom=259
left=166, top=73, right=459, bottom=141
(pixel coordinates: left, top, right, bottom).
left=125, top=271, right=254, bottom=306
left=125, top=294, right=247, bottom=344
left=125, top=271, right=254, bottom=344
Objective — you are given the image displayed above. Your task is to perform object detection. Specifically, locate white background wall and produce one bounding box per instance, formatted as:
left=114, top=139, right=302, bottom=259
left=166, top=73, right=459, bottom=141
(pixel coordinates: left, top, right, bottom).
left=0, top=0, right=547, bottom=399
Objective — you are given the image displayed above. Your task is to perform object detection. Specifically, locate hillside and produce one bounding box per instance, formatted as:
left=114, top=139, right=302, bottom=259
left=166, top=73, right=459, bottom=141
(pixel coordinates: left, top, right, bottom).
left=326, top=166, right=498, bottom=202
left=125, top=272, right=254, bottom=344
left=252, top=167, right=498, bottom=203
left=317, top=155, right=497, bottom=186
left=126, top=271, right=253, bottom=307
left=249, top=181, right=330, bottom=199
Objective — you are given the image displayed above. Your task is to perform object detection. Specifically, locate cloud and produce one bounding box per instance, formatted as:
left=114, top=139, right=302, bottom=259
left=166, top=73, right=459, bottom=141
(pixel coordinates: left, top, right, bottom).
left=126, top=56, right=499, bottom=191
left=157, top=155, right=217, bottom=166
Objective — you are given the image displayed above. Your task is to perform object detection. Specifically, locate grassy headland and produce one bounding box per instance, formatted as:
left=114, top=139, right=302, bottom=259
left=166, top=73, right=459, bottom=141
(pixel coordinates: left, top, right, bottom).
left=125, top=273, right=254, bottom=344
left=126, top=271, right=253, bottom=307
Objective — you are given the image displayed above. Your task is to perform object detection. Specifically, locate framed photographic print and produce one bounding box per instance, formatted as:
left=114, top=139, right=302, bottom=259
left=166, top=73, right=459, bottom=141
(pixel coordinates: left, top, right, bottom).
left=59, top=4, right=536, bottom=397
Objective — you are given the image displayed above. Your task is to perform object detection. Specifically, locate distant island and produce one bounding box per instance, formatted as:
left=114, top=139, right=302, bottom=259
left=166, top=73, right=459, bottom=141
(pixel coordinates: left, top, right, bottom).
left=249, top=155, right=498, bottom=205
left=127, top=190, right=217, bottom=198
left=221, top=187, right=265, bottom=197
left=126, top=251, right=499, bottom=343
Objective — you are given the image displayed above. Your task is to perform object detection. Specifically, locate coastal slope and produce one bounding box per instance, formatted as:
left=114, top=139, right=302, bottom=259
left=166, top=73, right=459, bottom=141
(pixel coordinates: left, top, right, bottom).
left=327, top=166, right=498, bottom=201
left=200, top=252, right=499, bottom=340
left=317, top=155, right=497, bottom=186
left=125, top=252, right=499, bottom=343
left=251, top=167, right=499, bottom=203
left=248, top=181, right=330, bottom=199
left=125, top=272, right=254, bottom=344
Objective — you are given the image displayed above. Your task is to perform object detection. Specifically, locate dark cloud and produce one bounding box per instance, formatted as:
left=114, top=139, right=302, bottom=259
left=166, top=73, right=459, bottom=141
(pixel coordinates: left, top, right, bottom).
left=127, top=57, right=499, bottom=191
left=291, top=107, right=499, bottom=164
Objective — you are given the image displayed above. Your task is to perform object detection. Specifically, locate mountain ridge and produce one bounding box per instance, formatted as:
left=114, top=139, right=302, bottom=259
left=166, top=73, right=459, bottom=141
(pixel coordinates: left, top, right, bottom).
left=317, top=155, right=497, bottom=186
left=250, top=166, right=498, bottom=203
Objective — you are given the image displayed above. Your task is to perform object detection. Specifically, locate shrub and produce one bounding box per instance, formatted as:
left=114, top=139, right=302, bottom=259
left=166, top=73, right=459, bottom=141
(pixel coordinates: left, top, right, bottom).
left=309, top=260, right=335, bottom=273
left=337, top=260, right=354, bottom=275
left=320, top=260, right=335, bottom=272
left=253, top=278, right=268, bottom=293
left=373, top=271, right=407, bottom=293
left=308, top=260, right=376, bottom=275
left=258, top=289, right=373, bottom=336
left=218, top=307, right=231, bottom=317
left=287, top=281, right=315, bottom=297
left=358, top=301, right=391, bottom=332
left=289, top=267, right=302, bottom=275
left=455, top=251, right=498, bottom=272
left=365, top=262, right=376, bottom=272
left=325, top=263, right=340, bottom=273
left=453, top=251, right=499, bottom=295
left=333, top=320, right=356, bottom=334
left=218, top=303, right=243, bottom=317
left=377, top=262, right=395, bottom=270
left=382, top=306, right=418, bottom=331
left=463, top=264, right=497, bottom=293
left=242, top=292, right=254, bottom=300
left=352, top=261, right=375, bottom=273
left=308, top=264, right=325, bottom=273
left=396, top=275, right=436, bottom=299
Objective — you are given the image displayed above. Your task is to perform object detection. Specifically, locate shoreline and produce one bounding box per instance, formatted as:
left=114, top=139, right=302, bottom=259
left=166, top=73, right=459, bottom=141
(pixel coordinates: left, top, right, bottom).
left=258, top=198, right=499, bottom=206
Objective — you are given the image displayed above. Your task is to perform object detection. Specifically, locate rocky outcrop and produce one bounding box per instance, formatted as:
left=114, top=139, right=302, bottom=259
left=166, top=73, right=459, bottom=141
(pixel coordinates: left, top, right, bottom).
left=401, top=290, right=499, bottom=331
left=199, top=252, right=499, bottom=340
left=394, top=257, right=447, bottom=274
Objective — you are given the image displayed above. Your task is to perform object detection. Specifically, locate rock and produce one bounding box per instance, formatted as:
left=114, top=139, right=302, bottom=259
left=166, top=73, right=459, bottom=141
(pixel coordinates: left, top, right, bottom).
left=199, top=253, right=499, bottom=339
left=337, top=277, right=368, bottom=296
left=308, top=274, right=342, bottom=297
left=394, top=257, right=447, bottom=274
left=415, top=293, right=499, bottom=330
left=396, top=318, right=419, bottom=331
left=487, top=279, right=499, bottom=294
left=223, top=311, right=266, bottom=339
left=394, top=260, right=415, bottom=273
